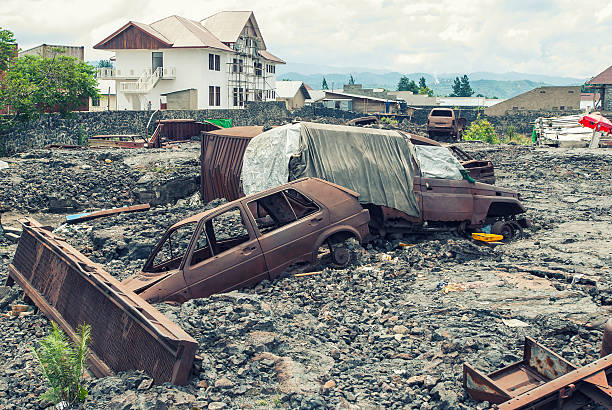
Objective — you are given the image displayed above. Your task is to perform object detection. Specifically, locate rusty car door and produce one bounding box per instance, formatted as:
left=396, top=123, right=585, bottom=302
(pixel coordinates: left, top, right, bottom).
left=245, top=187, right=329, bottom=279
left=182, top=204, right=268, bottom=299
left=419, top=177, right=474, bottom=222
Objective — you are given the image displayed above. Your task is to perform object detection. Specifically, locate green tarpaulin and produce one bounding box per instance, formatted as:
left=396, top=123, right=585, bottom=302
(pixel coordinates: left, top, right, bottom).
left=207, top=118, right=233, bottom=128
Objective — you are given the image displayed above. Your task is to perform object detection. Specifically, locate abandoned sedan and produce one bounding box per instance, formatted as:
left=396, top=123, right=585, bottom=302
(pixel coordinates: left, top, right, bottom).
left=122, top=178, right=370, bottom=303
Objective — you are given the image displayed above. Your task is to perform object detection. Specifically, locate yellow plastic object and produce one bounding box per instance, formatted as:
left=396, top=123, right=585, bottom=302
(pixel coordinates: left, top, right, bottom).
left=472, top=232, right=503, bottom=242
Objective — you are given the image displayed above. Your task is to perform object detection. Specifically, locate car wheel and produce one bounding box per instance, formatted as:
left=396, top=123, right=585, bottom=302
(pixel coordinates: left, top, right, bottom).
left=491, top=221, right=514, bottom=242
left=330, top=245, right=350, bottom=268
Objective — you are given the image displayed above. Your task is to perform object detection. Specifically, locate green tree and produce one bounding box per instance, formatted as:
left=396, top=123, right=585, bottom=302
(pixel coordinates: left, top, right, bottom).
left=0, top=54, right=99, bottom=122
left=96, top=59, right=113, bottom=68
left=418, top=76, right=427, bottom=89
left=348, top=74, right=355, bottom=85
left=322, top=77, right=328, bottom=90
left=450, top=76, right=462, bottom=97
left=460, top=74, right=474, bottom=97
left=0, top=27, right=17, bottom=72
left=463, top=119, right=499, bottom=144
left=397, top=76, right=419, bottom=93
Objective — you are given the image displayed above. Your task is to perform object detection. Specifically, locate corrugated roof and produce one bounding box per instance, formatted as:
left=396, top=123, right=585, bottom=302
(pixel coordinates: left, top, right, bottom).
left=275, top=81, right=311, bottom=99
left=258, top=50, right=285, bottom=64
left=324, top=90, right=397, bottom=103
left=200, top=11, right=258, bottom=44
left=149, top=15, right=232, bottom=50
left=588, top=65, right=612, bottom=85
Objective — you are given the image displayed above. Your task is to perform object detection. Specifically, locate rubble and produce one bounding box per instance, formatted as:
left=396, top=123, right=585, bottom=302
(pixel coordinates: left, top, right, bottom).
left=0, top=140, right=610, bottom=408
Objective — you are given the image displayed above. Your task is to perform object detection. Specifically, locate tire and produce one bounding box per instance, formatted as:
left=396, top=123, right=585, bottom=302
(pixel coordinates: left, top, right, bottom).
left=491, top=221, right=514, bottom=242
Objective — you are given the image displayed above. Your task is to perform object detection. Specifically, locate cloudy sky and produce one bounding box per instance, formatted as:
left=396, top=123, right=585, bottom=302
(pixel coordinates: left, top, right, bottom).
left=2, top=0, right=611, bottom=78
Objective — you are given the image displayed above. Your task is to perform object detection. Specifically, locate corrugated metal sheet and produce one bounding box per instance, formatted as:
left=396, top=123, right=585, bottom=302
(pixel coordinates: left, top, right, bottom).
left=150, top=119, right=221, bottom=147
left=200, top=126, right=263, bottom=202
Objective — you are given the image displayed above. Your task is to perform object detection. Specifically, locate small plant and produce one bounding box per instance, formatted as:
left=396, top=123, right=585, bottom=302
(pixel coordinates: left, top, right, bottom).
left=506, top=125, right=517, bottom=139
left=463, top=119, right=499, bottom=144
left=32, top=322, right=92, bottom=406
left=380, top=116, right=398, bottom=127
left=76, top=124, right=87, bottom=146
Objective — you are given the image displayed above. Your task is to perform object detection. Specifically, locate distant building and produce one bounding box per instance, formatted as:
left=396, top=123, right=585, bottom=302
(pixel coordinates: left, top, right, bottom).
left=19, top=44, right=84, bottom=60
left=275, top=81, right=311, bottom=109
left=321, top=84, right=399, bottom=113
left=586, top=65, right=612, bottom=110
left=485, top=86, right=580, bottom=116
left=388, top=91, right=437, bottom=106
left=90, top=79, right=116, bottom=111
left=94, top=11, right=284, bottom=110
left=580, top=92, right=599, bottom=111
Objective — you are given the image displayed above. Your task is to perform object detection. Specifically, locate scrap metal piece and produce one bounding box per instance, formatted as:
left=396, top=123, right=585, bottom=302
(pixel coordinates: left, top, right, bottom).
left=149, top=119, right=221, bottom=148
left=464, top=337, right=612, bottom=409
left=8, top=218, right=197, bottom=385
left=200, top=126, right=264, bottom=202
left=65, top=203, right=150, bottom=224
left=88, top=135, right=148, bottom=149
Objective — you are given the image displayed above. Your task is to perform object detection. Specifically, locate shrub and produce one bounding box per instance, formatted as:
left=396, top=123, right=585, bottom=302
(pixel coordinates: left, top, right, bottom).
left=380, top=116, right=398, bottom=127
left=32, top=322, right=92, bottom=406
left=463, top=119, right=499, bottom=144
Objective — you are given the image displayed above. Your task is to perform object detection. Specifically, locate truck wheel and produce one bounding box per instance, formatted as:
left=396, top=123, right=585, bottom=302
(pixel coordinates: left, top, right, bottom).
left=491, top=221, right=514, bottom=242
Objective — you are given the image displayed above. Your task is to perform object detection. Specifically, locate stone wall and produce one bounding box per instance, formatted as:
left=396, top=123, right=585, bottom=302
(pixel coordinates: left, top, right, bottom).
left=0, top=101, right=581, bottom=154
left=0, top=102, right=362, bottom=154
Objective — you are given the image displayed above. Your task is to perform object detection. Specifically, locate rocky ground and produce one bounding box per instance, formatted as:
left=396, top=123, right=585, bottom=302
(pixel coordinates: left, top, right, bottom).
left=0, top=141, right=610, bottom=409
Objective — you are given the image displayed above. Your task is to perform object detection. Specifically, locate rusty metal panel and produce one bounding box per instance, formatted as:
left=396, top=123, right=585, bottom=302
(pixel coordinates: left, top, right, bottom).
left=464, top=337, right=612, bottom=409
left=8, top=218, right=198, bottom=385
left=200, top=126, right=264, bottom=202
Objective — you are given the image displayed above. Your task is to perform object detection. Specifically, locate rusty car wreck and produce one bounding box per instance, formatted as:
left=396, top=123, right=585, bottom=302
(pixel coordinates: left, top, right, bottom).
left=241, top=122, right=527, bottom=239
left=121, top=177, right=370, bottom=303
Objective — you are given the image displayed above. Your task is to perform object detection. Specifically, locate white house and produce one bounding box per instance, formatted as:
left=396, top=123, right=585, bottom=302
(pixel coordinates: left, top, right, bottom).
left=94, top=11, right=285, bottom=110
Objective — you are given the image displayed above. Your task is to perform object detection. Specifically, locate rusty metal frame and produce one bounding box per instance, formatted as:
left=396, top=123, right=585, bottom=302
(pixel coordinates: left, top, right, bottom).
left=464, top=337, right=612, bottom=409
left=8, top=218, right=198, bottom=385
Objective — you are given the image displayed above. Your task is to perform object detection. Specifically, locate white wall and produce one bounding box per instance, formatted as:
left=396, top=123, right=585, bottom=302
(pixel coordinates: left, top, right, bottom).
left=114, top=49, right=279, bottom=110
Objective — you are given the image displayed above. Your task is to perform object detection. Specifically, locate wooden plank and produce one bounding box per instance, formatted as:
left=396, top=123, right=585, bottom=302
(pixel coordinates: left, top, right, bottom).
left=66, top=204, right=150, bottom=224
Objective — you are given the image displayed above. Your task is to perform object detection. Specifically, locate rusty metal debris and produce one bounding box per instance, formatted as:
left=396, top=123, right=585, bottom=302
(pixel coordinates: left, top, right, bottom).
left=149, top=119, right=221, bottom=148
left=88, top=135, right=148, bottom=149
left=464, top=335, right=612, bottom=409
left=200, top=126, right=264, bottom=202
left=122, top=177, right=370, bottom=303
left=65, top=203, right=150, bottom=224
left=7, top=218, right=197, bottom=385
left=346, top=116, right=379, bottom=126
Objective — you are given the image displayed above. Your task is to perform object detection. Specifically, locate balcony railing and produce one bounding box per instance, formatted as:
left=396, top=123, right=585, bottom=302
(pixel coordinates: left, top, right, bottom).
left=97, top=66, right=176, bottom=81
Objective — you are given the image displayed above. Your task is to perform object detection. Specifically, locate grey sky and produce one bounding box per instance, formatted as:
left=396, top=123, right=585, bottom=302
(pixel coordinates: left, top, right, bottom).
left=2, top=0, right=611, bottom=77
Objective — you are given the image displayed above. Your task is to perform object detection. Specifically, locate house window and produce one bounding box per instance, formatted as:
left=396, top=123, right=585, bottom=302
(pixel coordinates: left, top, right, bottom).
left=92, top=96, right=100, bottom=107
left=512, top=106, right=518, bottom=110
left=232, top=58, right=243, bottom=73
left=255, top=90, right=263, bottom=101
left=266, top=64, right=275, bottom=74
left=233, top=87, right=244, bottom=106
left=254, top=61, right=262, bottom=77
left=209, top=54, right=220, bottom=71
left=568, top=90, right=574, bottom=94
left=210, top=86, right=221, bottom=106
left=560, top=106, right=565, bottom=110
left=539, top=90, right=546, bottom=93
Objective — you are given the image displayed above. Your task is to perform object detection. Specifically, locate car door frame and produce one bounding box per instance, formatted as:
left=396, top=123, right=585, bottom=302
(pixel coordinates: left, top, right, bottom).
left=181, top=202, right=268, bottom=299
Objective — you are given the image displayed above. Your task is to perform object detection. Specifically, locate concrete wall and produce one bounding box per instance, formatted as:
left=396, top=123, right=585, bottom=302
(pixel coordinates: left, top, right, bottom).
left=165, top=89, right=198, bottom=110
left=485, top=86, right=581, bottom=116
left=19, top=45, right=84, bottom=61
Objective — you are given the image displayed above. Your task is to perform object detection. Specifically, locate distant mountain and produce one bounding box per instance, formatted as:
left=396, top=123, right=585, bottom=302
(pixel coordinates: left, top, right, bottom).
left=276, top=64, right=585, bottom=99
left=276, top=72, right=584, bottom=98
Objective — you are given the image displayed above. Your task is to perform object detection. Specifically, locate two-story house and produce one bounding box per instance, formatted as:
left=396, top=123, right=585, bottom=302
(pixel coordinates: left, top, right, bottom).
left=94, top=11, right=284, bottom=110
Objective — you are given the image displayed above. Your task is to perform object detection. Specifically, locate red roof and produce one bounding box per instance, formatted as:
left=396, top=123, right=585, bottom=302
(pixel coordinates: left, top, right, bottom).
left=588, top=65, right=612, bottom=85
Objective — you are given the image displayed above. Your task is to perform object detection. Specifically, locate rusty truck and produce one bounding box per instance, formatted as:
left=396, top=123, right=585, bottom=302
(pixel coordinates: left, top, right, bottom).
left=427, top=107, right=467, bottom=141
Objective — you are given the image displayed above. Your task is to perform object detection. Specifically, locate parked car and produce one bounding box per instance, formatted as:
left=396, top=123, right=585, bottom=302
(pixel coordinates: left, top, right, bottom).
left=121, top=177, right=370, bottom=303
left=427, top=108, right=466, bottom=141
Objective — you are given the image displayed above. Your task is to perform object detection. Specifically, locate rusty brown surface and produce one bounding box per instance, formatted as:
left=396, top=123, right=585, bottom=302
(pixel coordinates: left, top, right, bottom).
left=200, top=126, right=264, bottom=202
left=149, top=119, right=221, bottom=148
left=464, top=336, right=612, bottom=409
left=346, top=116, right=379, bottom=126
left=65, top=203, right=150, bottom=224
left=9, top=218, right=198, bottom=385
left=603, top=319, right=612, bottom=358
left=88, top=135, right=147, bottom=149
left=122, top=178, right=370, bottom=303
